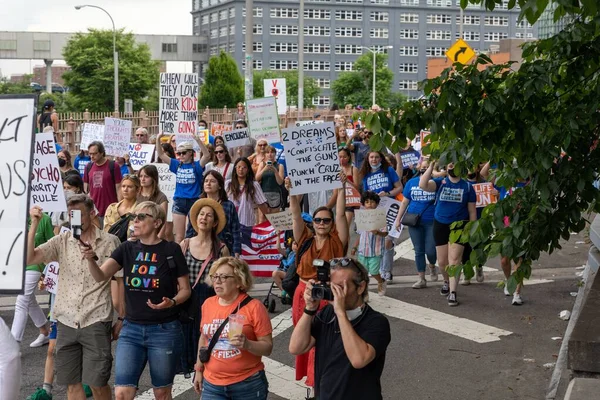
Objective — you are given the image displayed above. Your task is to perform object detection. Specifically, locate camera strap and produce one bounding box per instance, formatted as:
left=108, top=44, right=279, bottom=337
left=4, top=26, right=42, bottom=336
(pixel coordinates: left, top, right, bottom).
left=206, top=295, right=253, bottom=356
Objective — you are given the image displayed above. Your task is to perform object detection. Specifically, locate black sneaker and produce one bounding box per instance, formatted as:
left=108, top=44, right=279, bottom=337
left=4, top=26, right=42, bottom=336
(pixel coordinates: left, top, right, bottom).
left=448, top=291, right=459, bottom=306
left=440, top=281, right=450, bottom=295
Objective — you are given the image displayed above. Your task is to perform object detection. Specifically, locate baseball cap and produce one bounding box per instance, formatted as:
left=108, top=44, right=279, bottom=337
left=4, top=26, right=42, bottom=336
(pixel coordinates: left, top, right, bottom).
left=43, top=100, right=55, bottom=110
left=177, top=142, right=194, bottom=152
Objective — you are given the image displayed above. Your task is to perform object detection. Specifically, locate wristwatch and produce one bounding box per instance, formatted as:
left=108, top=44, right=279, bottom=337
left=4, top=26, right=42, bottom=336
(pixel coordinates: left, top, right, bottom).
left=304, top=308, right=318, bottom=316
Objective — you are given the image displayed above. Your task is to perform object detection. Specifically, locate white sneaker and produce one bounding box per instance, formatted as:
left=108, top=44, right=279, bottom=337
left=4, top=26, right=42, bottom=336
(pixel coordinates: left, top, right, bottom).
left=460, top=278, right=471, bottom=286
left=378, top=281, right=387, bottom=296
left=512, top=293, right=523, bottom=306
left=475, top=266, right=484, bottom=283
left=30, top=333, right=50, bottom=348
left=429, top=265, right=439, bottom=282
left=412, top=279, right=427, bottom=289
left=504, top=283, right=510, bottom=296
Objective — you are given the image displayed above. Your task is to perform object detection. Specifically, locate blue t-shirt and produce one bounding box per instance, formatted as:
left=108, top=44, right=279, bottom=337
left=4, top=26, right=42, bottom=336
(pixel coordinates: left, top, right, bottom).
left=498, top=182, right=527, bottom=200
left=120, top=164, right=130, bottom=177
left=272, top=142, right=288, bottom=175
left=74, top=155, right=91, bottom=178
left=432, top=177, right=476, bottom=224
left=169, top=158, right=203, bottom=199
left=403, top=176, right=436, bottom=222
left=353, top=142, right=370, bottom=170
left=362, top=166, right=400, bottom=194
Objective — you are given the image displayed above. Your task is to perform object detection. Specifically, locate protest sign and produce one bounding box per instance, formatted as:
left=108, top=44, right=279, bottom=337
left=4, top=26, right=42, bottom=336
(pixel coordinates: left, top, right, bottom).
left=263, top=78, right=287, bottom=115
left=246, top=97, right=281, bottom=143
left=222, top=128, right=251, bottom=148
left=378, top=196, right=402, bottom=234
left=30, top=131, right=67, bottom=213
left=291, top=120, right=322, bottom=128
left=211, top=123, right=232, bottom=137
left=43, top=262, right=59, bottom=295
left=0, top=94, right=36, bottom=294
left=266, top=209, right=294, bottom=231
left=197, top=129, right=210, bottom=145
left=152, top=163, right=176, bottom=222
left=159, top=73, right=199, bottom=135
left=345, top=185, right=361, bottom=208
left=473, top=182, right=498, bottom=208
left=128, top=143, right=155, bottom=170
left=355, top=209, right=387, bottom=232
left=346, top=129, right=355, bottom=138
left=282, top=122, right=341, bottom=196
left=103, top=117, right=131, bottom=157
left=80, top=123, right=104, bottom=150
left=400, top=150, right=421, bottom=169
left=417, top=130, right=431, bottom=152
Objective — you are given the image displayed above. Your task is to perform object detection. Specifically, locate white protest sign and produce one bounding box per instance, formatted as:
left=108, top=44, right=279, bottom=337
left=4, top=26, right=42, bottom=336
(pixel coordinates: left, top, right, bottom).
left=266, top=209, right=293, bottom=231
left=378, top=196, right=403, bottom=234
left=30, top=132, right=67, bottom=212
left=152, top=163, right=176, bottom=222
left=80, top=123, right=104, bottom=150
left=128, top=143, right=155, bottom=170
left=282, top=122, right=341, bottom=196
left=0, top=95, right=36, bottom=294
left=289, top=120, right=323, bottom=128
left=159, top=73, right=199, bottom=135
left=103, top=117, right=132, bottom=157
left=355, top=209, right=387, bottom=232
left=222, top=128, right=251, bottom=148
left=43, top=262, right=59, bottom=295
left=263, top=78, right=287, bottom=115
left=246, top=97, right=281, bottom=143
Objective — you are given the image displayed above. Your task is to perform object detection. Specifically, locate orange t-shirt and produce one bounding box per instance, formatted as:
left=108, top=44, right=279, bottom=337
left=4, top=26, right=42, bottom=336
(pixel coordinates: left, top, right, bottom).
left=296, top=224, right=345, bottom=280
left=200, top=293, right=273, bottom=386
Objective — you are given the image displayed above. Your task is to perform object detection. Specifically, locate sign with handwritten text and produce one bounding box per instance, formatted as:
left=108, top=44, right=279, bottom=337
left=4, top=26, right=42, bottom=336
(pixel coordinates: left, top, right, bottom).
left=43, top=262, right=59, bottom=295
left=282, top=122, right=341, bottom=196
left=211, top=123, right=232, bottom=137
left=103, top=117, right=132, bottom=157
left=30, top=132, right=67, bottom=213
left=159, top=73, right=199, bottom=135
left=266, top=209, right=293, bottom=231
left=223, top=128, right=251, bottom=148
left=473, top=182, right=498, bottom=208
left=152, top=163, right=176, bottom=222
left=378, top=196, right=402, bottom=236
left=80, top=123, right=104, bottom=150
left=355, top=209, right=387, bottom=232
left=246, top=97, right=281, bottom=143
left=128, top=143, right=155, bottom=170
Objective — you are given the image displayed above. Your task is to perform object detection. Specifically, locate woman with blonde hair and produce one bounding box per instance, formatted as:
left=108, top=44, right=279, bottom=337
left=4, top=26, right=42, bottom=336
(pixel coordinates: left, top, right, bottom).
left=248, top=139, right=269, bottom=175
left=138, top=164, right=172, bottom=241
left=103, top=174, right=140, bottom=241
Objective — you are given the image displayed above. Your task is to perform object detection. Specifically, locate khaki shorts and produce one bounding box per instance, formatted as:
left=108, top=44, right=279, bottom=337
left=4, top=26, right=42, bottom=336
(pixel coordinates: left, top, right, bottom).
left=55, top=321, right=113, bottom=387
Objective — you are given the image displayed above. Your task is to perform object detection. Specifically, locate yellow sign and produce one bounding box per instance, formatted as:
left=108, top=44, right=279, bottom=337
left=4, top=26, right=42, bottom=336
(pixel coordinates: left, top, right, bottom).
left=445, top=39, right=476, bottom=64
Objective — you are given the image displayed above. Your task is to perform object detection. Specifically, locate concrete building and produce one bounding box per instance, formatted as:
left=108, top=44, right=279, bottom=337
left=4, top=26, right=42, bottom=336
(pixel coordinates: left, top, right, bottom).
left=191, top=0, right=537, bottom=105
left=537, top=3, right=572, bottom=39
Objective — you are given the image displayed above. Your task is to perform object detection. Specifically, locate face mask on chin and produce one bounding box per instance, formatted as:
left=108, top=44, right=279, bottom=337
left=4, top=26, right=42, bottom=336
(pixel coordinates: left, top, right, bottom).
left=371, top=163, right=381, bottom=171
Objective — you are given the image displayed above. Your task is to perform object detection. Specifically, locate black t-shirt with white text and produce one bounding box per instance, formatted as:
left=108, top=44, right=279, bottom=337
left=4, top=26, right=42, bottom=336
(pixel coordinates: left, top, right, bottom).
left=110, top=240, right=189, bottom=324
left=311, top=304, right=391, bottom=400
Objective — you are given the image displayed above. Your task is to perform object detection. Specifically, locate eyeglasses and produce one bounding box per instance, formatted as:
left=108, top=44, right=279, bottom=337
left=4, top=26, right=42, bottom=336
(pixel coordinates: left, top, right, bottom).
left=215, top=150, right=225, bottom=154
left=131, top=213, right=155, bottom=221
left=313, top=217, right=333, bottom=225
left=176, top=151, right=190, bottom=156
left=88, top=152, right=98, bottom=156
left=210, top=274, right=235, bottom=282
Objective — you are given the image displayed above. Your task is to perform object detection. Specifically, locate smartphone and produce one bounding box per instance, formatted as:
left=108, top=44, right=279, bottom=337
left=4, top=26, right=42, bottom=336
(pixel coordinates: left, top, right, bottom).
left=70, top=209, right=82, bottom=226
left=266, top=161, right=273, bottom=166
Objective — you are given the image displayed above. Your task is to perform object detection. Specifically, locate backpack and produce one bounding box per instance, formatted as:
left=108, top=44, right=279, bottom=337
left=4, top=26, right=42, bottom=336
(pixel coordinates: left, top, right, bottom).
left=108, top=214, right=131, bottom=243
left=85, top=160, right=116, bottom=183
left=281, top=236, right=314, bottom=296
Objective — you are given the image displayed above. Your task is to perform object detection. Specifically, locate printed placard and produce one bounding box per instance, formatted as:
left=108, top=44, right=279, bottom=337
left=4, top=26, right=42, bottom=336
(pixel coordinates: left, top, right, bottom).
left=30, top=131, right=67, bottom=213
left=281, top=122, right=342, bottom=196
left=197, top=129, right=210, bottom=145
left=400, top=150, right=421, bottom=169
left=222, top=128, right=251, bottom=148
left=355, top=209, right=387, bottom=232
left=159, top=73, right=199, bottom=135
left=345, top=185, right=361, bottom=208
left=128, top=143, right=155, bottom=170
left=266, top=209, right=293, bottom=231
left=80, top=123, right=104, bottom=150
left=0, top=94, right=37, bottom=294
left=473, top=182, right=498, bottom=208
left=103, top=117, right=132, bottom=157
left=211, top=123, right=232, bottom=137
left=263, top=78, right=287, bottom=115
left=378, top=196, right=402, bottom=234
left=152, top=163, right=176, bottom=222
left=246, top=97, right=281, bottom=143
left=43, top=262, right=59, bottom=295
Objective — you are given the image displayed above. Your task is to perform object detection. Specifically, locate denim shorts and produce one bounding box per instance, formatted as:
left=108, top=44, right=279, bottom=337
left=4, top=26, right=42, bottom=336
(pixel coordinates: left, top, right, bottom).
left=202, top=370, right=269, bottom=400
left=172, top=197, right=198, bottom=216
left=115, top=319, right=183, bottom=389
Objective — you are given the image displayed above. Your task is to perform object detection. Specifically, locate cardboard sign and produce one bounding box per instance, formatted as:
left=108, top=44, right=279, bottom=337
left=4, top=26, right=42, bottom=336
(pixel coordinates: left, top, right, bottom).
left=266, top=209, right=293, bottom=231
left=263, top=78, right=287, bottom=115
left=473, top=182, right=498, bottom=208
left=246, top=97, right=281, bottom=144
left=378, top=196, right=402, bottom=234
left=223, top=128, right=251, bottom=148
left=103, top=117, right=132, bottom=157
left=0, top=94, right=37, bottom=294
left=159, top=73, right=199, bottom=135
left=128, top=143, right=155, bottom=170
left=211, top=123, right=232, bottom=137
left=152, top=163, right=176, bottom=222
left=345, top=185, right=361, bottom=208
left=282, top=122, right=342, bottom=196
left=400, top=150, right=421, bottom=169
left=355, top=209, right=387, bottom=231
left=30, top=132, right=67, bottom=213
left=80, top=123, right=104, bottom=150
left=43, top=262, right=59, bottom=295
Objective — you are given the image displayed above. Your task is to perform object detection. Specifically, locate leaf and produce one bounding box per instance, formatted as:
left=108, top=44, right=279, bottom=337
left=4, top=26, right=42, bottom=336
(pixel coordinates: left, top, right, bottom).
left=506, top=274, right=519, bottom=295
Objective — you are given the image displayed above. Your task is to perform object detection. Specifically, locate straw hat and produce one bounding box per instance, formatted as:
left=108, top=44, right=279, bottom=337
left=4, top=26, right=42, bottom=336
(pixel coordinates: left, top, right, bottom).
left=189, top=198, right=226, bottom=234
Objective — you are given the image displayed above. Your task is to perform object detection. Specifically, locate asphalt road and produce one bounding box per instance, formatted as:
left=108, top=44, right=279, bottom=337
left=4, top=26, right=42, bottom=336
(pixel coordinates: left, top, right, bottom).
left=2, top=229, right=589, bottom=400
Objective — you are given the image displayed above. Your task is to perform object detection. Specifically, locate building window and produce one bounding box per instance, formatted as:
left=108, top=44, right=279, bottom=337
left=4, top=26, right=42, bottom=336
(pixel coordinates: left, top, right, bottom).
left=427, top=14, right=452, bottom=24
left=305, top=9, right=331, bottom=19
left=242, top=42, right=263, bottom=52
left=335, top=61, right=354, bottom=71
left=307, top=0, right=330, bottom=2
left=194, top=17, right=200, bottom=27
left=306, top=26, right=331, bottom=36
left=242, top=7, right=262, bottom=17
left=370, top=11, right=389, bottom=22
left=242, top=60, right=263, bottom=70
left=201, top=0, right=209, bottom=8
left=210, top=45, right=217, bottom=55
left=229, top=25, right=235, bottom=35
left=242, top=24, right=263, bottom=34
left=335, top=0, right=362, bottom=3
left=192, top=43, right=208, bottom=53
left=484, top=32, right=508, bottom=42
left=335, top=10, right=363, bottom=20
left=269, top=60, right=298, bottom=70
left=335, top=44, right=362, bottom=54
left=219, top=44, right=227, bottom=53
left=371, top=0, right=389, bottom=3
left=305, top=43, right=331, bottom=53
left=516, top=18, right=532, bottom=28
left=210, top=12, right=218, bottom=22
left=458, top=31, right=480, bottom=41
left=400, top=29, right=419, bottom=39
left=426, top=47, right=447, bottom=57
left=270, top=42, right=298, bottom=53
left=210, top=29, right=217, bottom=38
left=316, top=78, right=330, bottom=88
left=515, top=32, right=534, bottom=38
left=335, top=27, right=361, bottom=37
left=304, top=61, right=330, bottom=71
left=219, top=27, right=227, bottom=37
left=33, top=40, right=50, bottom=51
left=219, top=10, right=227, bottom=20
left=400, top=0, right=419, bottom=5
left=312, top=96, right=330, bottom=106
left=427, top=0, right=452, bottom=6
left=162, top=43, right=178, bottom=53
left=201, top=15, right=209, bottom=24
left=484, top=16, right=509, bottom=26
left=399, top=80, right=419, bottom=90
left=270, top=25, right=299, bottom=35
left=400, top=13, right=419, bottom=23
left=457, top=15, right=480, bottom=25
left=229, top=7, right=235, bottom=18
left=399, top=46, right=418, bottom=56
left=270, top=8, right=299, bottom=18
left=229, top=43, right=235, bottom=53
left=399, top=63, right=418, bottom=73
left=370, top=28, right=388, bottom=38
left=426, top=30, right=451, bottom=40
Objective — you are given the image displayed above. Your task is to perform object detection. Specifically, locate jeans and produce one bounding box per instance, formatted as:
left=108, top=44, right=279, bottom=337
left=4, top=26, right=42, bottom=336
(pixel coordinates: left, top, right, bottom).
left=379, top=240, right=394, bottom=279
left=202, top=370, right=269, bottom=400
left=11, top=270, right=47, bottom=342
left=115, top=319, right=183, bottom=388
left=408, top=221, right=437, bottom=273
left=0, top=317, right=20, bottom=399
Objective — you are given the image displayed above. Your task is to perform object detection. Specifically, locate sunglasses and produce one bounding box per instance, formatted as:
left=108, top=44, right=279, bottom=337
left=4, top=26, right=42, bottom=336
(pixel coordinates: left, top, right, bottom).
left=131, top=213, right=155, bottom=221
left=330, top=258, right=366, bottom=281
left=176, top=151, right=190, bottom=156
left=313, top=217, right=333, bottom=225
left=215, top=150, right=225, bottom=154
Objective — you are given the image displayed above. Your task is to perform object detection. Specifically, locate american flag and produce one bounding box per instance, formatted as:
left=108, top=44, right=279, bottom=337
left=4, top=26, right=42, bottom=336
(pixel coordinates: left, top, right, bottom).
left=240, top=221, right=284, bottom=277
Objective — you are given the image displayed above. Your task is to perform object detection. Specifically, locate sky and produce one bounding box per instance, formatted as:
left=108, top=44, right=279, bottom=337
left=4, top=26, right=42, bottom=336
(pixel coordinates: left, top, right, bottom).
left=0, top=0, right=193, bottom=77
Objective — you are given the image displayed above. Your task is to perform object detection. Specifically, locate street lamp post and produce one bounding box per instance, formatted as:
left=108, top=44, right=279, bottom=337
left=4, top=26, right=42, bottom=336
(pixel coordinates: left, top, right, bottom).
left=75, top=5, right=119, bottom=113
left=361, top=45, right=393, bottom=107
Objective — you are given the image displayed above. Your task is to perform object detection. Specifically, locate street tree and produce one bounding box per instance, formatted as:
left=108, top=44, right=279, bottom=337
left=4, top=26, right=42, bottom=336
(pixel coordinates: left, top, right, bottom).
left=252, top=70, right=320, bottom=108
left=199, top=51, right=244, bottom=108
left=62, top=29, right=159, bottom=112
left=0, top=75, right=34, bottom=95
left=359, top=1, right=600, bottom=291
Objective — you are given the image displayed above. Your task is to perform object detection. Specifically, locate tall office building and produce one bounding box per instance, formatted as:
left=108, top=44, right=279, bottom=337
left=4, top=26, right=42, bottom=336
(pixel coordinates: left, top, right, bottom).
left=537, top=3, right=571, bottom=39
left=191, top=0, right=537, bottom=105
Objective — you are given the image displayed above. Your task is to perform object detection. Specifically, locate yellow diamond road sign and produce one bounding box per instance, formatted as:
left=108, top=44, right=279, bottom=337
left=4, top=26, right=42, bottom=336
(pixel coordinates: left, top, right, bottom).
left=446, top=39, right=476, bottom=64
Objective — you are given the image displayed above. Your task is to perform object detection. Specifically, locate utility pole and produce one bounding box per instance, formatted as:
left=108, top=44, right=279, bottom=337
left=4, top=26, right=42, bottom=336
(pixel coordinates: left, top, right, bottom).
left=244, top=0, right=254, bottom=101
left=298, top=0, right=305, bottom=116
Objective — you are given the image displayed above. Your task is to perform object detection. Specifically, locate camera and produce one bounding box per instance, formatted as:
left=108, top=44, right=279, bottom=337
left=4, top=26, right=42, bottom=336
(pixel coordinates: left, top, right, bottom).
left=311, top=259, right=333, bottom=301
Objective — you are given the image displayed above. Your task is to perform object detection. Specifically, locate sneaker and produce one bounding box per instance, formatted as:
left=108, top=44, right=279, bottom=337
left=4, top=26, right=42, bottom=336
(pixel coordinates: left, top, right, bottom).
left=378, top=281, right=387, bottom=296
left=30, top=334, right=49, bottom=348
left=504, top=283, right=510, bottom=296
left=385, top=274, right=394, bottom=283
left=412, top=279, right=427, bottom=289
left=448, top=291, right=459, bottom=306
left=429, top=265, right=439, bottom=282
left=27, top=388, right=52, bottom=400
left=460, top=278, right=471, bottom=286
left=512, top=293, right=523, bottom=306
left=440, top=281, right=450, bottom=296
left=475, top=266, right=484, bottom=283
left=83, top=384, right=93, bottom=398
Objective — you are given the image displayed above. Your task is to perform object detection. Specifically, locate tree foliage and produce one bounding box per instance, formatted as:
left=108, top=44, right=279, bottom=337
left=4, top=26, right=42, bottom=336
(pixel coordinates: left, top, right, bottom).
left=62, top=29, right=160, bottom=112
left=253, top=70, right=320, bottom=108
left=199, top=51, right=244, bottom=108
left=360, top=1, right=600, bottom=289
left=0, top=75, right=34, bottom=95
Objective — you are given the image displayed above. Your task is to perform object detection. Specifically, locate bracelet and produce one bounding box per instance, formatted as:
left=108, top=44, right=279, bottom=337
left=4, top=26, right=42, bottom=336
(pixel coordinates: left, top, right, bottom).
left=194, top=364, right=205, bottom=372
left=304, top=308, right=318, bottom=316
left=171, top=298, right=177, bottom=307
